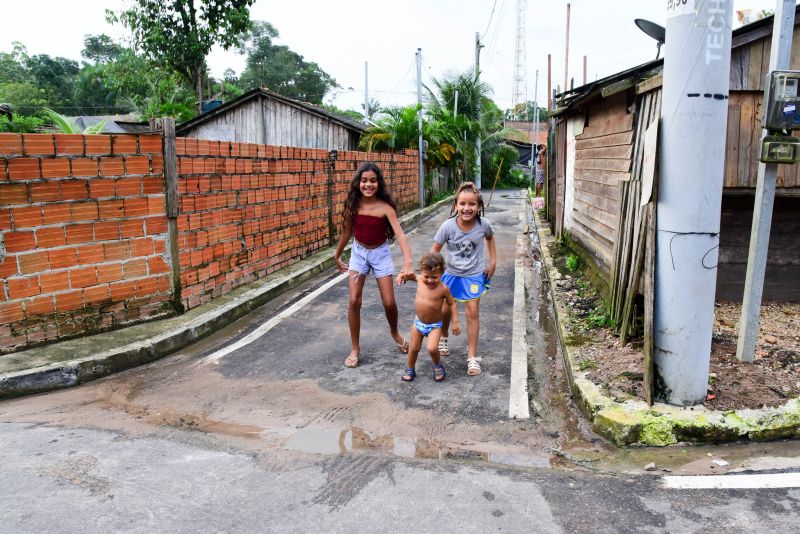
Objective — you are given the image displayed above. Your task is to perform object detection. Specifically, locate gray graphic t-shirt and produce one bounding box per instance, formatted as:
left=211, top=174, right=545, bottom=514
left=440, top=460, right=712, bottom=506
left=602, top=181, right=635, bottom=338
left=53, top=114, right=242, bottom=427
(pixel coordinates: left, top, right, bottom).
left=433, top=217, right=494, bottom=276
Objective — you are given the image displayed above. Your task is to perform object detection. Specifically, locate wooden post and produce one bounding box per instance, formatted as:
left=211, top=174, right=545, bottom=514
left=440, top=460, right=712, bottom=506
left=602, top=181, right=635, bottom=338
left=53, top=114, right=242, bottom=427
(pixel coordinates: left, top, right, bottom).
left=564, top=3, right=570, bottom=93
left=643, top=203, right=656, bottom=406
left=158, top=117, right=184, bottom=313
left=547, top=54, right=552, bottom=111
left=327, top=150, right=338, bottom=246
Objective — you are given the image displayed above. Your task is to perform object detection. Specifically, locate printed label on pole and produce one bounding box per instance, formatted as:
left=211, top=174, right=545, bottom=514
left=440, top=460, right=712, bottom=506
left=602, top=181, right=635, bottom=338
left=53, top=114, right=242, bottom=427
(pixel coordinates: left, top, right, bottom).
left=666, top=0, right=695, bottom=18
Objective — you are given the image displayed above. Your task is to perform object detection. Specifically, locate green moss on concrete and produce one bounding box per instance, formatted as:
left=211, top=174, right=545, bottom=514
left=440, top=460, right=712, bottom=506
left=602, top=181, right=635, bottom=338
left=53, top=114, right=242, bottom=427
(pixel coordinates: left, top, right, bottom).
left=594, top=407, right=640, bottom=446
left=637, top=412, right=678, bottom=446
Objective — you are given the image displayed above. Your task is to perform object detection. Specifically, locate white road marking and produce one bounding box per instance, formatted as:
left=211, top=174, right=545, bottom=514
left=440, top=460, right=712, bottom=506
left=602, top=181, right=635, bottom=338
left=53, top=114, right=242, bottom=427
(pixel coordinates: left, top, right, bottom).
left=663, top=472, right=800, bottom=489
left=509, top=233, right=530, bottom=419
left=202, top=273, right=348, bottom=364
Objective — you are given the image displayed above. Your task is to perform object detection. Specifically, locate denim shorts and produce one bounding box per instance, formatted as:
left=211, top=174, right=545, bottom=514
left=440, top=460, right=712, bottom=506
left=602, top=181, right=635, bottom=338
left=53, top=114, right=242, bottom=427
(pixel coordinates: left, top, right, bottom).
left=349, top=240, right=394, bottom=278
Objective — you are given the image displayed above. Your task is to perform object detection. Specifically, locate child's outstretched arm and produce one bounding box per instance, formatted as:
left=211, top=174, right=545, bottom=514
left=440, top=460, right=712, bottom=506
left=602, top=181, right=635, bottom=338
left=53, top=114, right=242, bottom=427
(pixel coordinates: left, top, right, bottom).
left=334, top=217, right=353, bottom=273
left=395, top=271, right=417, bottom=285
left=445, top=289, right=461, bottom=336
left=386, top=207, right=414, bottom=278
left=484, top=234, right=497, bottom=280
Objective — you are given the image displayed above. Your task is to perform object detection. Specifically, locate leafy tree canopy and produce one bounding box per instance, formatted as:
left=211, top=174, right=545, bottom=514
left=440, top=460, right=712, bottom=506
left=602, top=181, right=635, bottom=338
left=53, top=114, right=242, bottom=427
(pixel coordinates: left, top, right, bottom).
left=238, top=21, right=338, bottom=105
left=111, top=0, right=255, bottom=111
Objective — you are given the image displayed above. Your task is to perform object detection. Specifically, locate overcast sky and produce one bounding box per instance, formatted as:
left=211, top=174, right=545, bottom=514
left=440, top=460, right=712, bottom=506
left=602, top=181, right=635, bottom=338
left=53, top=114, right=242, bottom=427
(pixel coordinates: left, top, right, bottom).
left=1, top=0, right=784, bottom=113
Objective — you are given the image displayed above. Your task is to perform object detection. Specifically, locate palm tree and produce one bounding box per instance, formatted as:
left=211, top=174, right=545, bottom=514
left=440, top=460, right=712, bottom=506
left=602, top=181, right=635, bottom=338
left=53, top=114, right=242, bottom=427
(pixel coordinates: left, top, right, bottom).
left=42, top=109, right=107, bottom=134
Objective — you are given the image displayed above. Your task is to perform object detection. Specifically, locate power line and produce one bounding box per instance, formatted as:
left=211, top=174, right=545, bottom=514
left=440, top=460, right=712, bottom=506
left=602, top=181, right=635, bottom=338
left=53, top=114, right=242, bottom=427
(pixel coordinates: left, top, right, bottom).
left=482, top=0, right=500, bottom=38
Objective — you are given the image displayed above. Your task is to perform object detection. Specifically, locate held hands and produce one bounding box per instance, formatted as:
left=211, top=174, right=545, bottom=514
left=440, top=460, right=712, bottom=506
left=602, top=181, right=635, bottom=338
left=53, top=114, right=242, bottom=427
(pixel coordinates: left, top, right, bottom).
left=395, top=269, right=416, bottom=285
left=484, top=263, right=496, bottom=281
left=451, top=321, right=462, bottom=336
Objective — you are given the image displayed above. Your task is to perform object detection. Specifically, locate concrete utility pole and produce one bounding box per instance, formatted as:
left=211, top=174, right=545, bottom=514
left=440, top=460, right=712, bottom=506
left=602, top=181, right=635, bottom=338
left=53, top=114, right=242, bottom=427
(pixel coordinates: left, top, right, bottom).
left=655, top=0, right=733, bottom=405
left=530, top=70, right=539, bottom=187
left=364, top=61, right=369, bottom=121
left=475, top=31, right=483, bottom=188
left=737, top=0, right=796, bottom=362
left=454, top=90, right=459, bottom=118
left=583, top=55, right=587, bottom=85
left=416, top=48, right=425, bottom=208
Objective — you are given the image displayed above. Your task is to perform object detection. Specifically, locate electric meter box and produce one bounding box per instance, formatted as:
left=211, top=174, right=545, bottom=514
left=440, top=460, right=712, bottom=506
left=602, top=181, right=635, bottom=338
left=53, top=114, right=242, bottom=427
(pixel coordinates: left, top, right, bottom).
left=763, top=71, right=800, bottom=131
left=760, top=134, right=800, bottom=164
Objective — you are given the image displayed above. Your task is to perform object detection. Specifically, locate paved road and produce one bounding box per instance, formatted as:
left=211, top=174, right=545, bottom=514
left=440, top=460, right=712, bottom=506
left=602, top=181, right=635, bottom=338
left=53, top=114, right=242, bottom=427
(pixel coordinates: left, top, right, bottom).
left=1, top=191, right=799, bottom=532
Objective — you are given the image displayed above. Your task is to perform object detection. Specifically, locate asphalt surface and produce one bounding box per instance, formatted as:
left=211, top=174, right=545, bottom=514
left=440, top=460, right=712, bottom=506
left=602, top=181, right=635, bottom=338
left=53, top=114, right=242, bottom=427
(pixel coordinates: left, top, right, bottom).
left=1, top=191, right=799, bottom=532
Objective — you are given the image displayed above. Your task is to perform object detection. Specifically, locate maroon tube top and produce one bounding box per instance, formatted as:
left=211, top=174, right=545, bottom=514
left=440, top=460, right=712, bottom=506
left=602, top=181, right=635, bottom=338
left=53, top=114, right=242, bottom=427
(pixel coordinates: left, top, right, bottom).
left=353, top=214, right=388, bottom=247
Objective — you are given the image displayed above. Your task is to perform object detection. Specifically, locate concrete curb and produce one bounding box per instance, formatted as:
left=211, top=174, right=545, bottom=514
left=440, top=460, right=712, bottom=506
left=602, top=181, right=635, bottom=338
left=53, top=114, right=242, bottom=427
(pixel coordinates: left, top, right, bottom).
left=0, top=197, right=453, bottom=399
left=533, top=205, right=800, bottom=447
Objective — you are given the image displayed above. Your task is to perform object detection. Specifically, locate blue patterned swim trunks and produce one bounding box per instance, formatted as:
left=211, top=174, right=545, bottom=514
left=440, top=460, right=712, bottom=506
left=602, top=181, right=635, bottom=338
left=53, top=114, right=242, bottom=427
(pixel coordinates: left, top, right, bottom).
left=414, top=317, right=443, bottom=336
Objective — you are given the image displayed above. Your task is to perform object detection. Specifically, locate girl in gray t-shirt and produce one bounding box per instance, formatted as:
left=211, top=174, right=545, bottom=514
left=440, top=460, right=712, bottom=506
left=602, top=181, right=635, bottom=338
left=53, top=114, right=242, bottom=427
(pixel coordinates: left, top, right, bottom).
left=431, top=182, right=496, bottom=376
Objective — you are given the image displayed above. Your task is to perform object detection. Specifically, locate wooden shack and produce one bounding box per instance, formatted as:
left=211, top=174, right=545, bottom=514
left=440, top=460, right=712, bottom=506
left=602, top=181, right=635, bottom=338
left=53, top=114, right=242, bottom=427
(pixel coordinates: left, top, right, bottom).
left=547, top=10, right=800, bottom=304
left=176, top=87, right=365, bottom=150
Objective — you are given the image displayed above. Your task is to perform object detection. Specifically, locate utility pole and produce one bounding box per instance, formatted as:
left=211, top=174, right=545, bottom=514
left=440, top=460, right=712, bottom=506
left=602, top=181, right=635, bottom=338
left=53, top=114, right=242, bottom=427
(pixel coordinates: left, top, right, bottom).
left=564, top=3, right=570, bottom=93
left=475, top=32, right=484, bottom=188
left=547, top=54, right=552, bottom=111
left=364, top=61, right=369, bottom=121
left=416, top=48, right=425, bottom=208
left=454, top=90, right=459, bottom=118
left=530, top=70, right=538, bottom=187
left=583, top=55, right=587, bottom=85
left=655, top=0, right=733, bottom=405
left=737, top=0, right=796, bottom=362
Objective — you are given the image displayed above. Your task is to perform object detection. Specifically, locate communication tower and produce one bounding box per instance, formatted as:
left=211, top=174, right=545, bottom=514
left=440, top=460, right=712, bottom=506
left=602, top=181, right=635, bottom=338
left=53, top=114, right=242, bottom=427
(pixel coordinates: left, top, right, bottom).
left=511, top=0, right=528, bottom=119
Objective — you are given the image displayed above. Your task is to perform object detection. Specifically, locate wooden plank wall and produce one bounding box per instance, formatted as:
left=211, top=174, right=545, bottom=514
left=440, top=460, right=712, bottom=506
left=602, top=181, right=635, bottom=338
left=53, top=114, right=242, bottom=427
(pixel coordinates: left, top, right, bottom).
left=730, top=25, right=800, bottom=91
left=724, top=91, right=800, bottom=188
left=185, top=97, right=359, bottom=151
left=569, top=93, right=634, bottom=269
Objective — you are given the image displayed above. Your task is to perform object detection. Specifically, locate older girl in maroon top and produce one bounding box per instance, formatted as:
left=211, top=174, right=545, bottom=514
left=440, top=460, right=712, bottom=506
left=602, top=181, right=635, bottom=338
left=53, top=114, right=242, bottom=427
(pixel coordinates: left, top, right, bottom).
left=334, top=162, right=413, bottom=368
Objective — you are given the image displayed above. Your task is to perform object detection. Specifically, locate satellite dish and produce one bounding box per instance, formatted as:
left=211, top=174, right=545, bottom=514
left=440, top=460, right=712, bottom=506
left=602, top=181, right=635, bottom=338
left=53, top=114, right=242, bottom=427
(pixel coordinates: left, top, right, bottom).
left=635, top=18, right=666, bottom=59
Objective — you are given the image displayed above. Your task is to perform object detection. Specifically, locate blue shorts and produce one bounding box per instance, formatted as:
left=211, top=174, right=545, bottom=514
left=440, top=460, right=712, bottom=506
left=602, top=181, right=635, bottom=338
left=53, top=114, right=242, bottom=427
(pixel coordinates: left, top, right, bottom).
left=349, top=240, right=394, bottom=278
left=442, top=273, right=491, bottom=302
left=414, top=317, right=443, bottom=336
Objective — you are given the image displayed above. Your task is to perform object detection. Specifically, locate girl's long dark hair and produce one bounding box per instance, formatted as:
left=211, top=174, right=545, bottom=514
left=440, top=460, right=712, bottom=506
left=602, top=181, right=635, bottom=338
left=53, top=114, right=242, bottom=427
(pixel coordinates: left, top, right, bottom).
left=342, top=162, right=398, bottom=241
left=449, top=181, right=485, bottom=222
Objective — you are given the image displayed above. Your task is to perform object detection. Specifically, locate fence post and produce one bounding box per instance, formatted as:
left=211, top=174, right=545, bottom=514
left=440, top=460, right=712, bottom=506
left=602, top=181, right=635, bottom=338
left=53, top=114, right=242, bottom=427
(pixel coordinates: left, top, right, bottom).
left=155, top=117, right=184, bottom=313
left=327, top=150, right=338, bottom=246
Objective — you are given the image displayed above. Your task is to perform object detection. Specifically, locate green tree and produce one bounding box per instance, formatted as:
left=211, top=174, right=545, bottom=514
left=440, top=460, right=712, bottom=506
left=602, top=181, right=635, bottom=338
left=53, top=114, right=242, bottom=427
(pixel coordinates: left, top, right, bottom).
left=111, top=0, right=255, bottom=113
left=505, top=100, right=548, bottom=121
left=82, top=34, right=125, bottom=63
left=238, top=21, right=337, bottom=104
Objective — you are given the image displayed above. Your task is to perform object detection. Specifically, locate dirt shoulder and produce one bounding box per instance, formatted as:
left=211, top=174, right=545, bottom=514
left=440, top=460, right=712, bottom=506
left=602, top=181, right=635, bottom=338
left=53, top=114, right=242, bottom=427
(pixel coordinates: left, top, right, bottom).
left=549, top=242, right=800, bottom=411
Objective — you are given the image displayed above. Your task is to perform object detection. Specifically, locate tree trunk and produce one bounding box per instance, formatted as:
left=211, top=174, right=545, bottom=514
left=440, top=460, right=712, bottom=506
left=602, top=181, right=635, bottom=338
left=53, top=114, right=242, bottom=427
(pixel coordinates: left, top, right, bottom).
left=195, top=67, right=203, bottom=115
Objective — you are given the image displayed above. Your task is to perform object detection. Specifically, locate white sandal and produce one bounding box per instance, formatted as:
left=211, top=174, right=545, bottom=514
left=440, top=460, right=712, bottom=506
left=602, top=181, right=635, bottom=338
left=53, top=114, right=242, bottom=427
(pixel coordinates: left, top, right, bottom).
left=467, top=357, right=482, bottom=376
left=438, top=337, right=449, bottom=357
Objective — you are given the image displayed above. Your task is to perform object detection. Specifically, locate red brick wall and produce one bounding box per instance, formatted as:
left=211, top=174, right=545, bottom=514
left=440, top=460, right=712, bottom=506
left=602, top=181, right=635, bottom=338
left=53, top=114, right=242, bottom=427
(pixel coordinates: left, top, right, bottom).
left=0, top=131, right=420, bottom=351
left=175, top=139, right=419, bottom=309
left=0, top=133, right=172, bottom=350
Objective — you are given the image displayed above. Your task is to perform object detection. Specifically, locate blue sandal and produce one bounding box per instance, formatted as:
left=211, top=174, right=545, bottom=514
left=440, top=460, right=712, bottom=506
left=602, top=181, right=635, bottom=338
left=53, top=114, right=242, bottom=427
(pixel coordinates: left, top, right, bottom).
left=402, top=368, right=416, bottom=382
left=433, top=364, right=446, bottom=382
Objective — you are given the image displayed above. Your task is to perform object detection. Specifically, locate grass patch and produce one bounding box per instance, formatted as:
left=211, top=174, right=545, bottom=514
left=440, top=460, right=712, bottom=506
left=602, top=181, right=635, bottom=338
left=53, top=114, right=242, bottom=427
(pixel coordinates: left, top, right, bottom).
left=566, top=253, right=582, bottom=272
left=578, top=358, right=597, bottom=371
